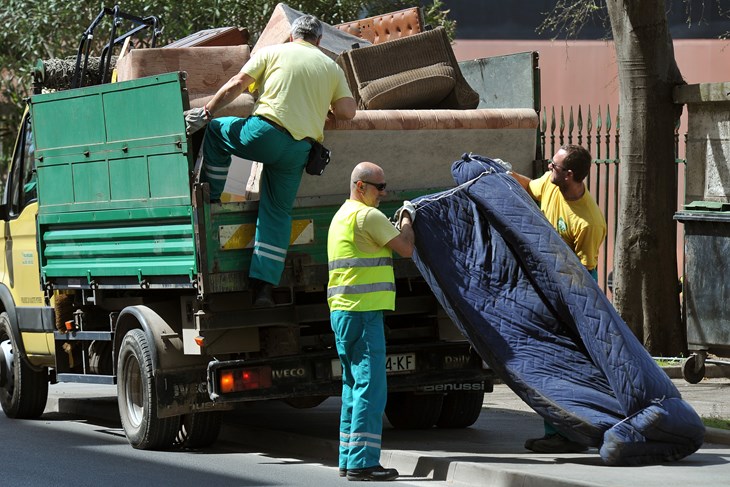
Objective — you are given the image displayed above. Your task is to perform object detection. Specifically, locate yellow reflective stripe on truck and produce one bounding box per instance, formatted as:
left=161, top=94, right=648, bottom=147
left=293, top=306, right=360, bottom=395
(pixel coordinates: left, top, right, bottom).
left=219, top=219, right=314, bottom=250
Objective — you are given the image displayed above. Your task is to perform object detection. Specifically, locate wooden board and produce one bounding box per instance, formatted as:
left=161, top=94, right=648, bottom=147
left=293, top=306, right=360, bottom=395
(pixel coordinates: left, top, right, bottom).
left=252, top=3, right=368, bottom=60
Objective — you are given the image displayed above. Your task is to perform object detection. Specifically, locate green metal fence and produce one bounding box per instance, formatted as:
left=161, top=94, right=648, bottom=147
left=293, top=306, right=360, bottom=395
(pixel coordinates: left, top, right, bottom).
left=537, top=105, right=686, bottom=296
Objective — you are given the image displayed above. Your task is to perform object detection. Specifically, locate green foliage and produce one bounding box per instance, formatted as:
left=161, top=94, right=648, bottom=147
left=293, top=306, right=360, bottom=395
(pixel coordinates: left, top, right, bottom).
left=703, top=416, right=730, bottom=430
left=653, top=356, right=683, bottom=367
left=0, top=1, right=454, bottom=172
left=423, top=0, right=456, bottom=40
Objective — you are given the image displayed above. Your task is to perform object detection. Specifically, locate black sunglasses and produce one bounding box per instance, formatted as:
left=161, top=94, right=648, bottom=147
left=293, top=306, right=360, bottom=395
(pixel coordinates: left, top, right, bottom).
left=549, top=161, right=569, bottom=172
left=358, top=180, right=387, bottom=191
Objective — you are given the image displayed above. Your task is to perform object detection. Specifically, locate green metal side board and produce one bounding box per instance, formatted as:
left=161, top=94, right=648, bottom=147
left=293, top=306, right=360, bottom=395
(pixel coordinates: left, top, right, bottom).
left=201, top=190, right=437, bottom=293
left=32, top=72, right=197, bottom=287
left=459, top=51, right=540, bottom=110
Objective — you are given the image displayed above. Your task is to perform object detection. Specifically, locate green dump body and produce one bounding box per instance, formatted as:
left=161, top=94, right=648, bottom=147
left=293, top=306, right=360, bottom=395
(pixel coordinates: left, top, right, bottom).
left=30, top=72, right=408, bottom=295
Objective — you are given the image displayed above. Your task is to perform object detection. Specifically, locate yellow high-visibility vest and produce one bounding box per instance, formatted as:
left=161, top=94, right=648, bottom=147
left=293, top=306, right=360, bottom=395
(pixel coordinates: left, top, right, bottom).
left=327, top=200, right=396, bottom=311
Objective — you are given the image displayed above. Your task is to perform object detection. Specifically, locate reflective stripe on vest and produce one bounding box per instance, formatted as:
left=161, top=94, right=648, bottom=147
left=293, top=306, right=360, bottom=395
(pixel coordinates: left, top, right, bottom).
left=327, top=200, right=396, bottom=312
left=327, top=281, right=396, bottom=298
left=328, top=256, right=393, bottom=271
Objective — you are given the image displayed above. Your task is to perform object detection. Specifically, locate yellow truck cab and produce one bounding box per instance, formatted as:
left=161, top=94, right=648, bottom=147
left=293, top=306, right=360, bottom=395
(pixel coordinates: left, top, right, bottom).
left=0, top=108, right=52, bottom=418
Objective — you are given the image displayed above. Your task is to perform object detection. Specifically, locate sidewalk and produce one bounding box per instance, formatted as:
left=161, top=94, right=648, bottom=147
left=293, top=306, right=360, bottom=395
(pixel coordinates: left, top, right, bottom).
left=212, top=377, right=730, bottom=487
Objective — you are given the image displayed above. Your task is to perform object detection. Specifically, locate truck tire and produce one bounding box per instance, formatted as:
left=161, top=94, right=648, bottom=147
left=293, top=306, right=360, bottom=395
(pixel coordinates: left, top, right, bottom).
left=0, top=312, right=48, bottom=419
left=435, top=391, right=484, bottom=428
left=117, top=329, right=179, bottom=450
left=385, top=392, right=443, bottom=429
left=174, top=411, right=223, bottom=449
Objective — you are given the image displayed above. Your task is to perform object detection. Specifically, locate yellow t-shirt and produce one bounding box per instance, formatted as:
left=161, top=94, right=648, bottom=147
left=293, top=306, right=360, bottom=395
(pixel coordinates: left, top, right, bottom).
left=243, top=39, right=352, bottom=142
left=528, top=172, right=607, bottom=270
left=353, top=204, right=401, bottom=254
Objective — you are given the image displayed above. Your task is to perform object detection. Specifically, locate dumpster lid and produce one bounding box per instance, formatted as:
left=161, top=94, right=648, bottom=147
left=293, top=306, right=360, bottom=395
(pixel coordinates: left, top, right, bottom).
left=675, top=200, right=730, bottom=222
left=683, top=201, right=730, bottom=212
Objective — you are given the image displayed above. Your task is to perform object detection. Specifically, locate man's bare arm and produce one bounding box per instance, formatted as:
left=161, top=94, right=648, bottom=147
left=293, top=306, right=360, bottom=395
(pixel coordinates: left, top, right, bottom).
left=206, top=71, right=256, bottom=116
left=386, top=215, right=414, bottom=258
left=508, top=171, right=532, bottom=193
left=331, top=96, right=357, bottom=121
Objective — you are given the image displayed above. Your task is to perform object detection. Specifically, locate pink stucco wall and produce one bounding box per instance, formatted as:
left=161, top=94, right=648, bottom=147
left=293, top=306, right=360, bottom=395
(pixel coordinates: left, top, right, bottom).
left=452, top=38, right=730, bottom=114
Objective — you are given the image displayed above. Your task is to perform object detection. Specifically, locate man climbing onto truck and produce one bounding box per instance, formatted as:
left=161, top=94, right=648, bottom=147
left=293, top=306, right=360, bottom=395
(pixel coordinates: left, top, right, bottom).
left=184, top=14, right=356, bottom=307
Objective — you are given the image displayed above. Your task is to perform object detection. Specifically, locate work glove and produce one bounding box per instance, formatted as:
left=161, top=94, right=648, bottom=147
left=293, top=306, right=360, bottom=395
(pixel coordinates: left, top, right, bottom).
left=492, top=158, right=513, bottom=172
left=184, top=106, right=212, bottom=136
left=393, top=200, right=416, bottom=230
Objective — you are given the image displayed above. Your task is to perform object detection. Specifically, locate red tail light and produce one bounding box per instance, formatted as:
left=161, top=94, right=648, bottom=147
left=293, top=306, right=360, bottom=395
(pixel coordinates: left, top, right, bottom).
left=218, top=366, right=272, bottom=394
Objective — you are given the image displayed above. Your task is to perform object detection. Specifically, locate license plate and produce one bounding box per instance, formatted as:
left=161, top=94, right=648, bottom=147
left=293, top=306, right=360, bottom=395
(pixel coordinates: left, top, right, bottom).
left=331, top=353, right=416, bottom=378
left=386, top=353, right=416, bottom=373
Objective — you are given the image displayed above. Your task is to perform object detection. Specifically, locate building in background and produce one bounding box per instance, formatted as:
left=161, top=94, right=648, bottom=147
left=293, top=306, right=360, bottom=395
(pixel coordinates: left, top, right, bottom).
left=446, top=0, right=730, bottom=129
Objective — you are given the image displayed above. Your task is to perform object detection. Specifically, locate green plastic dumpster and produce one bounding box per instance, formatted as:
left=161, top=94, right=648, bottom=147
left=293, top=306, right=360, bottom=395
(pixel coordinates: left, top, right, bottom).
left=675, top=201, right=730, bottom=383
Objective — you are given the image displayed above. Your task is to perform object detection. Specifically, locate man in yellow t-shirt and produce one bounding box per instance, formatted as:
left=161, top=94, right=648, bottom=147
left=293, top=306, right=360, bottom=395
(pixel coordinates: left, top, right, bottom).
left=510, top=144, right=607, bottom=453
left=184, top=14, right=356, bottom=307
left=327, top=162, right=414, bottom=481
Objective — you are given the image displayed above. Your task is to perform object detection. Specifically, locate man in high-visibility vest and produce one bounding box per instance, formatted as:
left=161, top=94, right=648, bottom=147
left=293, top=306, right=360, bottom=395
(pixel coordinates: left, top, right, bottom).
left=327, top=161, right=414, bottom=482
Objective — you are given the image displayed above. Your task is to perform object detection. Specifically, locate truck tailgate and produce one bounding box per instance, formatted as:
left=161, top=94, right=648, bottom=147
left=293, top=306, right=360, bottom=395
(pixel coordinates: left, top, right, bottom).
left=32, top=72, right=196, bottom=289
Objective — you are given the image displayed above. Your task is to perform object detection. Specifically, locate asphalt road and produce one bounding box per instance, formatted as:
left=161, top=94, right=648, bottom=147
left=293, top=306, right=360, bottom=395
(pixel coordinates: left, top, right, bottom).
left=41, top=377, right=730, bottom=487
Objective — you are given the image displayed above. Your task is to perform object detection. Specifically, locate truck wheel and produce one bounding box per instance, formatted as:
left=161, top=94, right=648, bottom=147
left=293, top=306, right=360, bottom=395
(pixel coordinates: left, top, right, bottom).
left=435, top=391, right=484, bottom=428
left=0, top=312, right=48, bottom=419
left=117, top=329, right=179, bottom=449
left=174, top=411, right=223, bottom=449
left=385, top=392, right=443, bottom=429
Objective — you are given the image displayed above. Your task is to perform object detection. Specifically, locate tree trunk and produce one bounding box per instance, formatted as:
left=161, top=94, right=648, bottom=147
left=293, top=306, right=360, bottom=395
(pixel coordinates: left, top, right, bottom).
left=606, top=0, right=686, bottom=355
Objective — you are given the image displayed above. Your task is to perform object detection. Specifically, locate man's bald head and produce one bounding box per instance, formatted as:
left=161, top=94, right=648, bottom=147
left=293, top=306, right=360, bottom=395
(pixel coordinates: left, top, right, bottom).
left=351, top=162, right=382, bottom=185
left=350, top=162, right=386, bottom=207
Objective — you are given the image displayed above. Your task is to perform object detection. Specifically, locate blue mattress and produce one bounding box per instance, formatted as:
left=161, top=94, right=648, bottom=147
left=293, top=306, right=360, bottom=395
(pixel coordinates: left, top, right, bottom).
left=409, top=154, right=704, bottom=466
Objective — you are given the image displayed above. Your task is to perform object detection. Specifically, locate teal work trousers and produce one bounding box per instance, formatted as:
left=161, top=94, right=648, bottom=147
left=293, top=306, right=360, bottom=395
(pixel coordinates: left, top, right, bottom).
left=203, top=116, right=310, bottom=285
left=331, top=310, right=388, bottom=470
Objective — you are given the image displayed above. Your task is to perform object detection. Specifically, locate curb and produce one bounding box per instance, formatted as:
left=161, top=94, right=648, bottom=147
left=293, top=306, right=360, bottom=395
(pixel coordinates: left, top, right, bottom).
left=705, top=426, right=730, bottom=445
left=55, top=396, right=120, bottom=424
left=381, top=450, right=596, bottom=487
left=662, top=364, right=730, bottom=380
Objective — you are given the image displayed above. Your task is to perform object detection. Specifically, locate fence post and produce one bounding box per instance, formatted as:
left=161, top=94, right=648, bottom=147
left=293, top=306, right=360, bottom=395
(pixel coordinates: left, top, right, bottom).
left=587, top=105, right=593, bottom=156
left=568, top=106, right=574, bottom=145
left=550, top=106, right=556, bottom=158
left=577, top=105, right=584, bottom=147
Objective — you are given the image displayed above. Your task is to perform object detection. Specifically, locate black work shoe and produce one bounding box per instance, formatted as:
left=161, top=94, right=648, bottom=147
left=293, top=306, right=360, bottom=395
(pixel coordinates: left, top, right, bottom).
left=252, top=280, right=274, bottom=307
left=524, top=436, right=538, bottom=450
left=339, top=468, right=347, bottom=477
left=525, top=433, right=588, bottom=453
left=346, top=465, right=399, bottom=481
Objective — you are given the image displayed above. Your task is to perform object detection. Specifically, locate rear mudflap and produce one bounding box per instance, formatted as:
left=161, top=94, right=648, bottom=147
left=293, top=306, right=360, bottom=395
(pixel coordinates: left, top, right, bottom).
left=155, top=366, right=234, bottom=418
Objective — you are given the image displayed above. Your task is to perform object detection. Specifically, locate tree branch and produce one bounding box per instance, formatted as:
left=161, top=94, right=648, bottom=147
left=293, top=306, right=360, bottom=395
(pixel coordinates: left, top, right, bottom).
left=537, top=0, right=608, bottom=39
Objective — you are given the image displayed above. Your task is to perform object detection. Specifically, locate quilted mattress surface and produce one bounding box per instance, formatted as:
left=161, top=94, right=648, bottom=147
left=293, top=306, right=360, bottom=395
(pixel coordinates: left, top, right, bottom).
left=410, top=154, right=704, bottom=465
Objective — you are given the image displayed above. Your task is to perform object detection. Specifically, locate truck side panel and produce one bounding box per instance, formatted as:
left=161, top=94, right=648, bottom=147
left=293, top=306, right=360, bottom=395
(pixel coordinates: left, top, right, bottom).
left=31, top=73, right=197, bottom=288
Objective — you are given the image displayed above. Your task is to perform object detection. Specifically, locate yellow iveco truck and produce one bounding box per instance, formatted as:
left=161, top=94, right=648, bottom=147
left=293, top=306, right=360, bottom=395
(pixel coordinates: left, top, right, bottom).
left=0, top=7, right=540, bottom=450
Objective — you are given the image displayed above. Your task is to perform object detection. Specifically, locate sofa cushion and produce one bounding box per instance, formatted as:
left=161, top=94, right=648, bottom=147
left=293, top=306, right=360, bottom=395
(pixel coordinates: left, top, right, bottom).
left=360, top=63, right=455, bottom=109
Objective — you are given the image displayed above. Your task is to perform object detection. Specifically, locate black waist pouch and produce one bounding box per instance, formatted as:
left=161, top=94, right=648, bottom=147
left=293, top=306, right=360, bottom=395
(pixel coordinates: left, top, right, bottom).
left=305, top=141, right=331, bottom=176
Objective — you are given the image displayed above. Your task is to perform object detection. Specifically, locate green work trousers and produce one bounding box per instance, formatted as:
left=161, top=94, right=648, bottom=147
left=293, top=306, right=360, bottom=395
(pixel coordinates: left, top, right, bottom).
left=203, top=116, right=310, bottom=285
